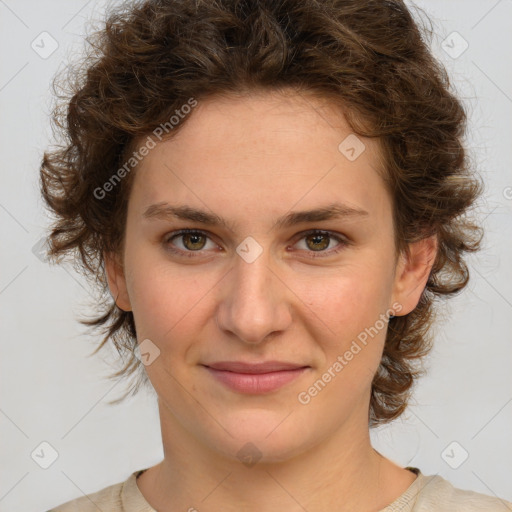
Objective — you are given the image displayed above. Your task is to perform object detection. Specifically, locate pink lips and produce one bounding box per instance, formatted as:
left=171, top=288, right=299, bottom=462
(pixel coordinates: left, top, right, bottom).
left=203, top=361, right=309, bottom=394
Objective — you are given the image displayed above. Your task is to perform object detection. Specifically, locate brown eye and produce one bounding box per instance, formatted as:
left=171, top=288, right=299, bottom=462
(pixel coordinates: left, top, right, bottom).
left=164, top=229, right=216, bottom=255
left=305, top=232, right=330, bottom=251
left=293, top=230, right=349, bottom=258
left=181, top=232, right=207, bottom=251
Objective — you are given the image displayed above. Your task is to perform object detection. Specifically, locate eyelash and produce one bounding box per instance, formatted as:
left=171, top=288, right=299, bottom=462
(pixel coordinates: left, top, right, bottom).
left=163, top=228, right=350, bottom=259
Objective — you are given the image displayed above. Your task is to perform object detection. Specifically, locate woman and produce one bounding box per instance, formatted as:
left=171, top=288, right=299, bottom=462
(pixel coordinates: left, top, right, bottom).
left=40, top=0, right=511, bottom=510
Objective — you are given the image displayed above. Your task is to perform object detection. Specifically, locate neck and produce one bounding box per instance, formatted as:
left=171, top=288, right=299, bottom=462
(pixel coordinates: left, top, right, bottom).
left=136, top=399, right=416, bottom=512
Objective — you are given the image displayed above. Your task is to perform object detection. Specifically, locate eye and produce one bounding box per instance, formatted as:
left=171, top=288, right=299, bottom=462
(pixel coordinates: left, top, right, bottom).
left=291, top=230, right=349, bottom=258
left=164, top=229, right=218, bottom=256
left=163, top=229, right=350, bottom=258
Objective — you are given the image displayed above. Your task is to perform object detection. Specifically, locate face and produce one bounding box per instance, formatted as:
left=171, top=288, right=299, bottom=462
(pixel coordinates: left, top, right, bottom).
left=106, top=90, right=434, bottom=463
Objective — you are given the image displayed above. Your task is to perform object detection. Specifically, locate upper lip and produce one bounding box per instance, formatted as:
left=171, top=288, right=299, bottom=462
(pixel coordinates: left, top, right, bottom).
left=203, top=361, right=309, bottom=374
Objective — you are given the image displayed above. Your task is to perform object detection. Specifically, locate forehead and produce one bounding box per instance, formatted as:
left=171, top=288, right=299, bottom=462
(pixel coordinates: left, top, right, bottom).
left=127, top=90, right=390, bottom=228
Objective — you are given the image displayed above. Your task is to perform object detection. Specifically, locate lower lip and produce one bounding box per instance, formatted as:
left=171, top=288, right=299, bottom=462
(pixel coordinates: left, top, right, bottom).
left=204, top=367, right=308, bottom=394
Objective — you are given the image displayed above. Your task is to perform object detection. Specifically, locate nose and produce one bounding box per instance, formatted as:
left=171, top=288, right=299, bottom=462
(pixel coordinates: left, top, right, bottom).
left=215, top=247, right=293, bottom=345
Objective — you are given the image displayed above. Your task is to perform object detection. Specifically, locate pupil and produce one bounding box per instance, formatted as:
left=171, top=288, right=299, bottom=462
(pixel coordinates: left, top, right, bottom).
left=309, top=234, right=328, bottom=251
left=185, top=234, right=204, bottom=250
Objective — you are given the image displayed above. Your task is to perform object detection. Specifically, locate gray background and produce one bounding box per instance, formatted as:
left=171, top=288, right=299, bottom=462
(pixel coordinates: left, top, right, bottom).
left=1, top=0, right=511, bottom=510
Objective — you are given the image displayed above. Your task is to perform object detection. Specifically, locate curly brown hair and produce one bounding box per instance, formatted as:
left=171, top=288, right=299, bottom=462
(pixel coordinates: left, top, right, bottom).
left=40, top=0, right=483, bottom=427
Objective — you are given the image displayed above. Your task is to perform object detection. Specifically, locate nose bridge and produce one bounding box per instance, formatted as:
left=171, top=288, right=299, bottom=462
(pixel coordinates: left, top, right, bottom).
left=216, top=243, right=291, bottom=344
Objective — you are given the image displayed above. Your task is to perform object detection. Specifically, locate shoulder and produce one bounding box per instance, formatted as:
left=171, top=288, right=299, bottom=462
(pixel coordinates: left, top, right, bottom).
left=46, top=485, right=121, bottom=511
left=46, top=481, right=123, bottom=511
left=45, top=470, right=145, bottom=512
left=413, top=473, right=512, bottom=511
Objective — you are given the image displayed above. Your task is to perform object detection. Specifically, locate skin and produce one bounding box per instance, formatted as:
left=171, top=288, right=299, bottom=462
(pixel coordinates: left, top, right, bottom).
left=105, top=89, right=437, bottom=511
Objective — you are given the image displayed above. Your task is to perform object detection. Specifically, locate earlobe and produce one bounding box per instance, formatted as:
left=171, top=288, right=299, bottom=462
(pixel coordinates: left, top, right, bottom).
left=391, top=235, right=438, bottom=316
left=104, top=251, right=132, bottom=312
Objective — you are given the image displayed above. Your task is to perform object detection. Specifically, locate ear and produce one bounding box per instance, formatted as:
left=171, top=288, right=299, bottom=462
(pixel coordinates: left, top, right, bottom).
left=391, top=234, right=438, bottom=316
left=104, top=251, right=132, bottom=312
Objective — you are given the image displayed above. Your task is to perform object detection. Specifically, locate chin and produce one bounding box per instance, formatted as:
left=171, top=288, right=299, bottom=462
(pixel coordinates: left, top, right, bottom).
left=212, top=434, right=309, bottom=467
left=203, top=408, right=316, bottom=465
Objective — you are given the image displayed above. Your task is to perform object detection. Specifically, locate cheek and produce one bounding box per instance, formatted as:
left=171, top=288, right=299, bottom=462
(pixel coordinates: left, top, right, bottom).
left=125, top=255, right=211, bottom=342
left=294, top=262, right=392, bottom=345
left=301, top=271, right=390, bottom=397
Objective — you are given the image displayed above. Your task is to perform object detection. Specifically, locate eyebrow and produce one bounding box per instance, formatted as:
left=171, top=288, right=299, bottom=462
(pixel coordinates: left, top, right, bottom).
left=142, top=202, right=369, bottom=232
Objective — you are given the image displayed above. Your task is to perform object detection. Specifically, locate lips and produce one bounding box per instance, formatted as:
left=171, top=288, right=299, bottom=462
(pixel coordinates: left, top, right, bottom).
left=204, top=361, right=308, bottom=373
left=202, top=361, right=309, bottom=393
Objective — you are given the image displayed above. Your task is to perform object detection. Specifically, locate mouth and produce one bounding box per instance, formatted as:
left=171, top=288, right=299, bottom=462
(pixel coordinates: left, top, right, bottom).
left=201, top=361, right=310, bottom=394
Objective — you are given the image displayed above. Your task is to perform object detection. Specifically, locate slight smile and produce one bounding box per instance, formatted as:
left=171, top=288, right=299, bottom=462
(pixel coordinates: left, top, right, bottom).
left=201, top=361, right=311, bottom=394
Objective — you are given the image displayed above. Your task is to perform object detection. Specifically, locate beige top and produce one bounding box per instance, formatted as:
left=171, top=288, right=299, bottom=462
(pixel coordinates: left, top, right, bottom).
left=48, top=467, right=512, bottom=511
